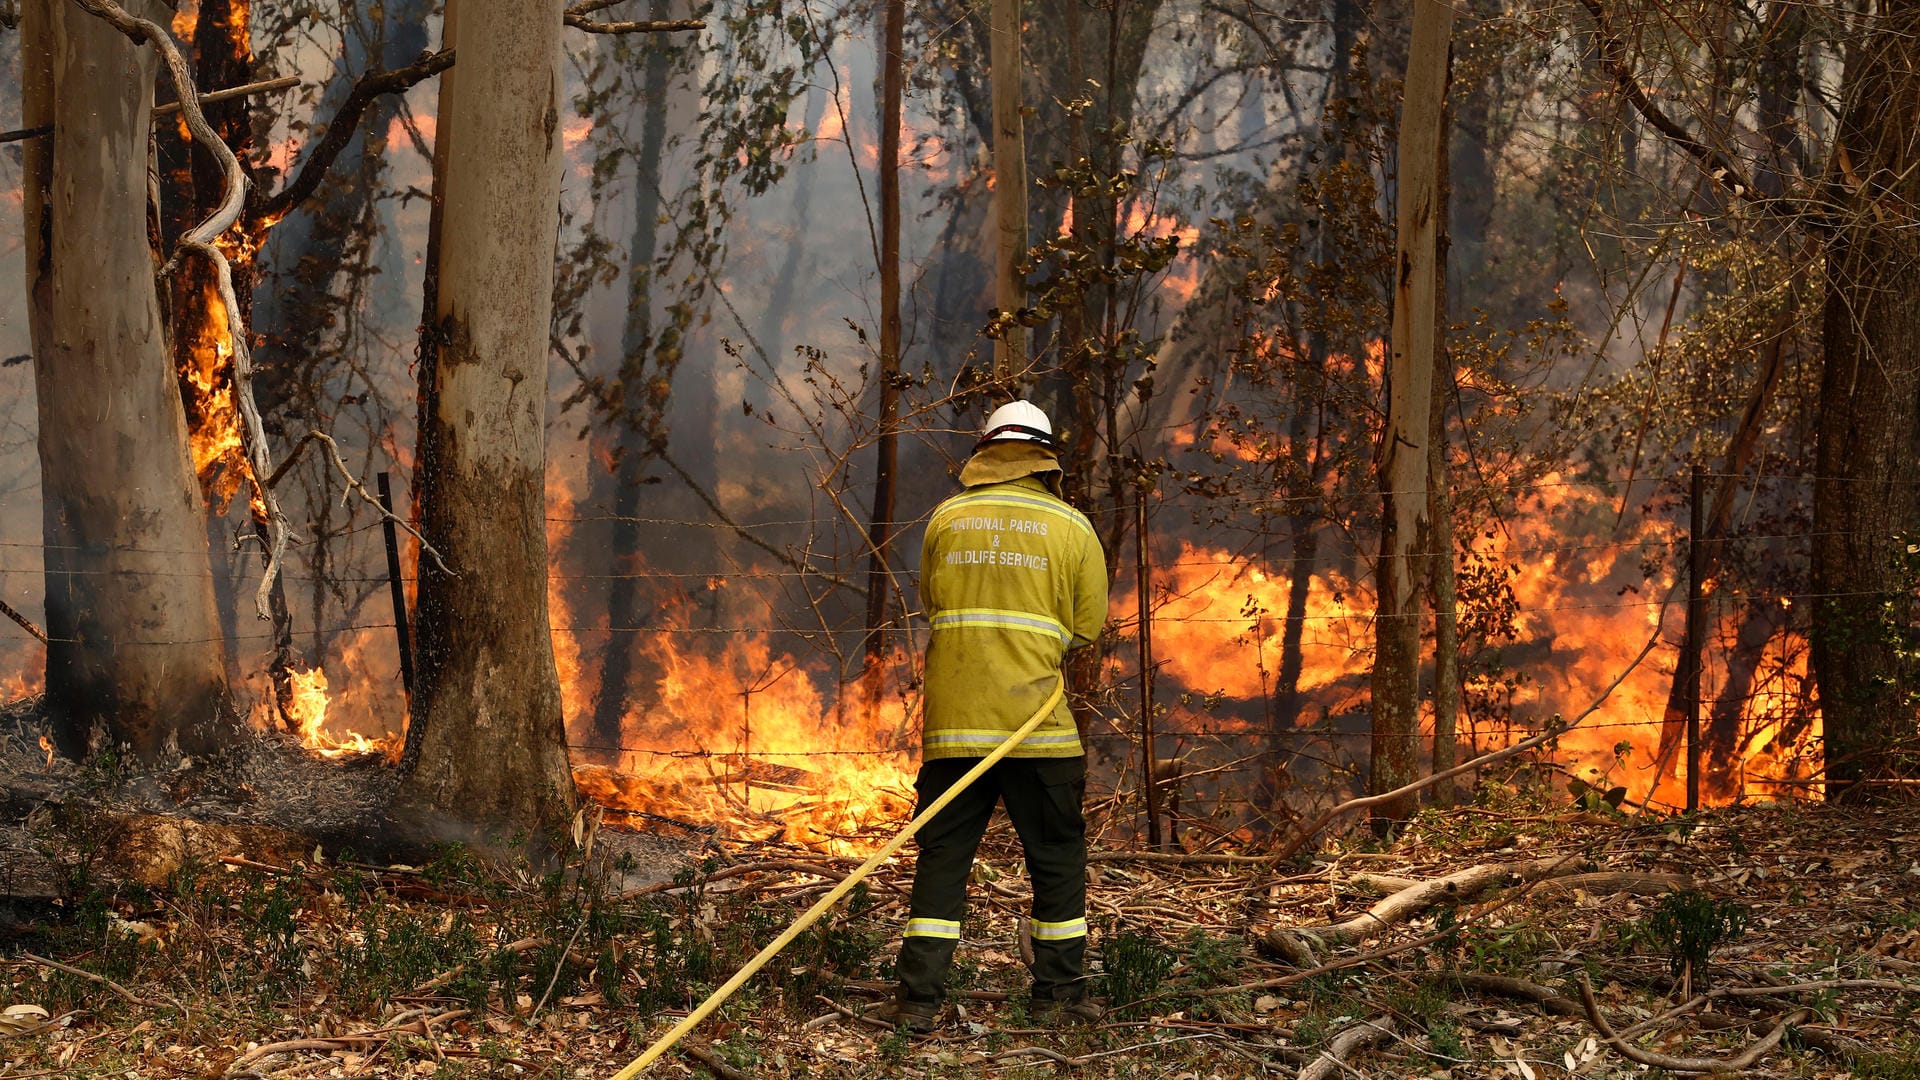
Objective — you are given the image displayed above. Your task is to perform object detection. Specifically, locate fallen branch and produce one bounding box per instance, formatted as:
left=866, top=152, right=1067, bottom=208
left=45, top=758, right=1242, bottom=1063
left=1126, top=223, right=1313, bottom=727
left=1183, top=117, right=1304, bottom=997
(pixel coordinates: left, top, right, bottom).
left=1577, top=975, right=1807, bottom=1073
left=71, top=0, right=293, bottom=622
left=1088, top=851, right=1273, bottom=866
left=617, top=858, right=848, bottom=899
left=1437, top=972, right=1582, bottom=1016
left=1261, top=855, right=1592, bottom=966
left=1297, top=1016, right=1395, bottom=1080
left=1258, top=626, right=1660, bottom=870
left=21, top=953, right=172, bottom=1010
left=412, top=937, right=547, bottom=993
left=228, top=1010, right=467, bottom=1072
left=680, top=1035, right=756, bottom=1080
left=1527, top=872, right=1694, bottom=896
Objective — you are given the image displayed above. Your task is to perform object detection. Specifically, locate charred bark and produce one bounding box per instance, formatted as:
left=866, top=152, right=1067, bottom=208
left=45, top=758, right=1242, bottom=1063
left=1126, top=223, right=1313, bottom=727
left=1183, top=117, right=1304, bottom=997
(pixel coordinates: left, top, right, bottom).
left=401, top=0, right=579, bottom=850
left=22, top=0, right=233, bottom=760
left=1811, top=4, right=1920, bottom=794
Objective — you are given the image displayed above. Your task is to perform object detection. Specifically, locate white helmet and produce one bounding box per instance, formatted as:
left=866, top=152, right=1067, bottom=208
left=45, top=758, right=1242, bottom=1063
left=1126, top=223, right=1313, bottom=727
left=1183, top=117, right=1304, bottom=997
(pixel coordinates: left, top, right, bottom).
left=978, top=400, right=1056, bottom=449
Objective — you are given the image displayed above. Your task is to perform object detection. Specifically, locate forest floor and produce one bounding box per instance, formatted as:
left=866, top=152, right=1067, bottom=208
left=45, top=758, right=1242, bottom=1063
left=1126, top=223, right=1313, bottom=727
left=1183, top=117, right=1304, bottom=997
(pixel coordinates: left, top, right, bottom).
left=3, top=741, right=1919, bottom=1079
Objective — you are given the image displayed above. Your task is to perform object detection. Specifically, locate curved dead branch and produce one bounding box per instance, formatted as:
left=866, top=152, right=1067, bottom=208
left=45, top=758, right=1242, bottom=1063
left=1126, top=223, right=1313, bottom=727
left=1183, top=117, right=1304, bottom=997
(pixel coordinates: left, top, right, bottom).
left=1297, top=1016, right=1395, bottom=1080
left=1262, top=855, right=1593, bottom=966
left=1577, top=975, right=1808, bottom=1074
left=72, top=0, right=294, bottom=622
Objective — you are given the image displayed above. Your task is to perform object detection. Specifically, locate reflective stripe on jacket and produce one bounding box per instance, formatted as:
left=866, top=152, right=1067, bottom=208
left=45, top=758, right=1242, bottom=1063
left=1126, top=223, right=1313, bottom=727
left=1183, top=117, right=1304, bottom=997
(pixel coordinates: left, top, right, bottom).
left=920, top=475, right=1108, bottom=759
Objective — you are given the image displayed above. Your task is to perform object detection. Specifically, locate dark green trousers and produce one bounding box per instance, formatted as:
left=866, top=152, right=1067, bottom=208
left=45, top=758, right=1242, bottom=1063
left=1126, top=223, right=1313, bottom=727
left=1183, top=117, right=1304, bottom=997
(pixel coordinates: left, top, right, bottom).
left=894, top=756, right=1089, bottom=1005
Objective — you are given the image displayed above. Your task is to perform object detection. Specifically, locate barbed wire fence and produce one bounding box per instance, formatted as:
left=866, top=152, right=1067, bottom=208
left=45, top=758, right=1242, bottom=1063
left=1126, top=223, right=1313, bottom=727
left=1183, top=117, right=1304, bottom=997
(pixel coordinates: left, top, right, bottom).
left=0, top=465, right=1877, bottom=849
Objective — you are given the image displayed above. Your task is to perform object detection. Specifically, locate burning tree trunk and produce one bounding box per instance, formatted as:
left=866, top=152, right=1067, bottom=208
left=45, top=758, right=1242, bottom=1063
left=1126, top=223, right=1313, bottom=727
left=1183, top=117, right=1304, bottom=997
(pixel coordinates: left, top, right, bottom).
left=1811, top=6, right=1920, bottom=794
left=22, top=0, right=234, bottom=759
left=989, top=0, right=1027, bottom=380
left=861, top=0, right=905, bottom=667
left=1370, top=0, right=1452, bottom=827
left=401, top=0, right=578, bottom=847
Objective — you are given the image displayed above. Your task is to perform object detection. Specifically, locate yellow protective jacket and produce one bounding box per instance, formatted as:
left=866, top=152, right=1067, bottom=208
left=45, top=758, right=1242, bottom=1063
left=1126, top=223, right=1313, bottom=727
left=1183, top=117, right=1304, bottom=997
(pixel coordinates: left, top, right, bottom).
left=919, top=458, right=1108, bottom=760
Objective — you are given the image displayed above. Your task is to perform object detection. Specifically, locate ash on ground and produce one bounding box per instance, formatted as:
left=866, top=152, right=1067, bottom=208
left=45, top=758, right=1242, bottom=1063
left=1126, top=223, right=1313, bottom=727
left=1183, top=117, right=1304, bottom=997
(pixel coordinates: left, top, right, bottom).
left=0, top=695, right=691, bottom=899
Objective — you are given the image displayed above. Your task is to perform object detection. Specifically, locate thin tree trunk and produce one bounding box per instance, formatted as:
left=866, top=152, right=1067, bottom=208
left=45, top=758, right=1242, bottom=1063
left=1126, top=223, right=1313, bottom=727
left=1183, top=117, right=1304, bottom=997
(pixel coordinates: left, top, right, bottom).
left=1370, top=0, right=1452, bottom=829
left=1706, top=596, right=1777, bottom=798
left=862, top=0, right=905, bottom=668
left=592, top=7, right=677, bottom=751
left=402, top=0, right=579, bottom=848
left=1652, top=311, right=1792, bottom=782
left=989, top=0, right=1027, bottom=380
left=1811, top=4, right=1920, bottom=795
left=23, top=0, right=233, bottom=761
left=1428, top=351, right=1459, bottom=802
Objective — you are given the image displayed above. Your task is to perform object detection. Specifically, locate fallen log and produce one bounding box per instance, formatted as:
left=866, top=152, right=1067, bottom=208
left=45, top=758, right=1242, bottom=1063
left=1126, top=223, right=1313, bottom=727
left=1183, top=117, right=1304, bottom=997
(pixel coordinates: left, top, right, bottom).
left=1261, top=855, right=1593, bottom=966
left=1527, top=872, right=1694, bottom=896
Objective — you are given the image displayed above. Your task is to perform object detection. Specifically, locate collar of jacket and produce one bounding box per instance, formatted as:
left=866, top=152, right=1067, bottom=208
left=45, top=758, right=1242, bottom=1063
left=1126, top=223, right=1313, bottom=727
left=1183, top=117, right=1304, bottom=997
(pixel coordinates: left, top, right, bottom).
left=958, top=441, right=1064, bottom=491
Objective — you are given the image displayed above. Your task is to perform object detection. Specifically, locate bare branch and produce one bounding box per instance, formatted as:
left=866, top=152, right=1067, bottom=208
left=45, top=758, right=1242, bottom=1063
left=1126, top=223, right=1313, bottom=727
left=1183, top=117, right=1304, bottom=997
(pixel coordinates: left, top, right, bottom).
left=0, top=74, right=298, bottom=143
left=293, top=430, right=453, bottom=576
left=564, top=15, right=705, bottom=33
left=254, top=50, right=456, bottom=223
left=1575, top=0, right=1791, bottom=220
left=153, top=74, right=300, bottom=116
left=0, top=598, right=47, bottom=645
left=70, top=0, right=295, bottom=623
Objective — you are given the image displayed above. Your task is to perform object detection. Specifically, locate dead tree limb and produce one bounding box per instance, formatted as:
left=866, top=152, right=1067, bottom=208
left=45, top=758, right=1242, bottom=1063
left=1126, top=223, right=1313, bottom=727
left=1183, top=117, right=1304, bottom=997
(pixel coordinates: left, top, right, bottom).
left=1262, top=856, right=1593, bottom=966
left=71, top=0, right=293, bottom=622
left=153, top=75, right=301, bottom=116
left=680, top=1036, right=757, bottom=1080
left=0, top=598, right=47, bottom=644
left=0, top=74, right=299, bottom=143
left=1259, top=626, right=1662, bottom=870
left=564, top=14, right=704, bottom=33
left=1297, top=1017, right=1396, bottom=1080
left=20, top=953, right=171, bottom=1010
left=1574, top=0, right=1797, bottom=220
left=290, top=430, right=451, bottom=574
left=253, top=50, right=456, bottom=222
left=1436, top=972, right=1582, bottom=1016
left=1526, top=872, right=1695, bottom=896
left=1577, top=976, right=1808, bottom=1074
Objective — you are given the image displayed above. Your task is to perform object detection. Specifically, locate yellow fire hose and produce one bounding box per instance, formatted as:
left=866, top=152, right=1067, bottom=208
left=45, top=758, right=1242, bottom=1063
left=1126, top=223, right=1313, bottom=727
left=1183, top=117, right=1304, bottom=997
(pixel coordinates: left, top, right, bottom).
left=607, top=675, right=1067, bottom=1079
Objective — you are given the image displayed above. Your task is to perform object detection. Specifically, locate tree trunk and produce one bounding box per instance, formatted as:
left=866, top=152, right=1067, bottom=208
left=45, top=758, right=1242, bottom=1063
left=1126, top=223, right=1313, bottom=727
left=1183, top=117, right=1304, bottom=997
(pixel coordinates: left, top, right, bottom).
left=1370, top=0, right=1452, bottom=828
left=989, top=0, right=1027, bottom=380
left=592, top=7, right=678, bottom=751
left=1428, top=350, right=1459, bottom=803
left=863, top=0, right=905, bottom=667
left=401, top=0, right=578, bottom=848
left=22, top=0, right=233, bottom=761
left=1812, top=4, right=1920, bottom=794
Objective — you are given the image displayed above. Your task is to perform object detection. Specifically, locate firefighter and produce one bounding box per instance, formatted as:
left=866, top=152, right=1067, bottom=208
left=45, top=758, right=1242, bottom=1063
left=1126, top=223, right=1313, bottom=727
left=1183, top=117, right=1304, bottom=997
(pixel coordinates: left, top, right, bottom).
left=882, top=400, right=1109, bottom=1032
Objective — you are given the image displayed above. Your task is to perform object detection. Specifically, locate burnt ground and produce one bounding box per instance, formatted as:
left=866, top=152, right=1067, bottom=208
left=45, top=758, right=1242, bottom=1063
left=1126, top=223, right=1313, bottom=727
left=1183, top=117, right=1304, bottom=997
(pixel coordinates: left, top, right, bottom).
left=1, top=720, right=1918, bottom=1078
left=0, top=697, right=690, bottom=901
